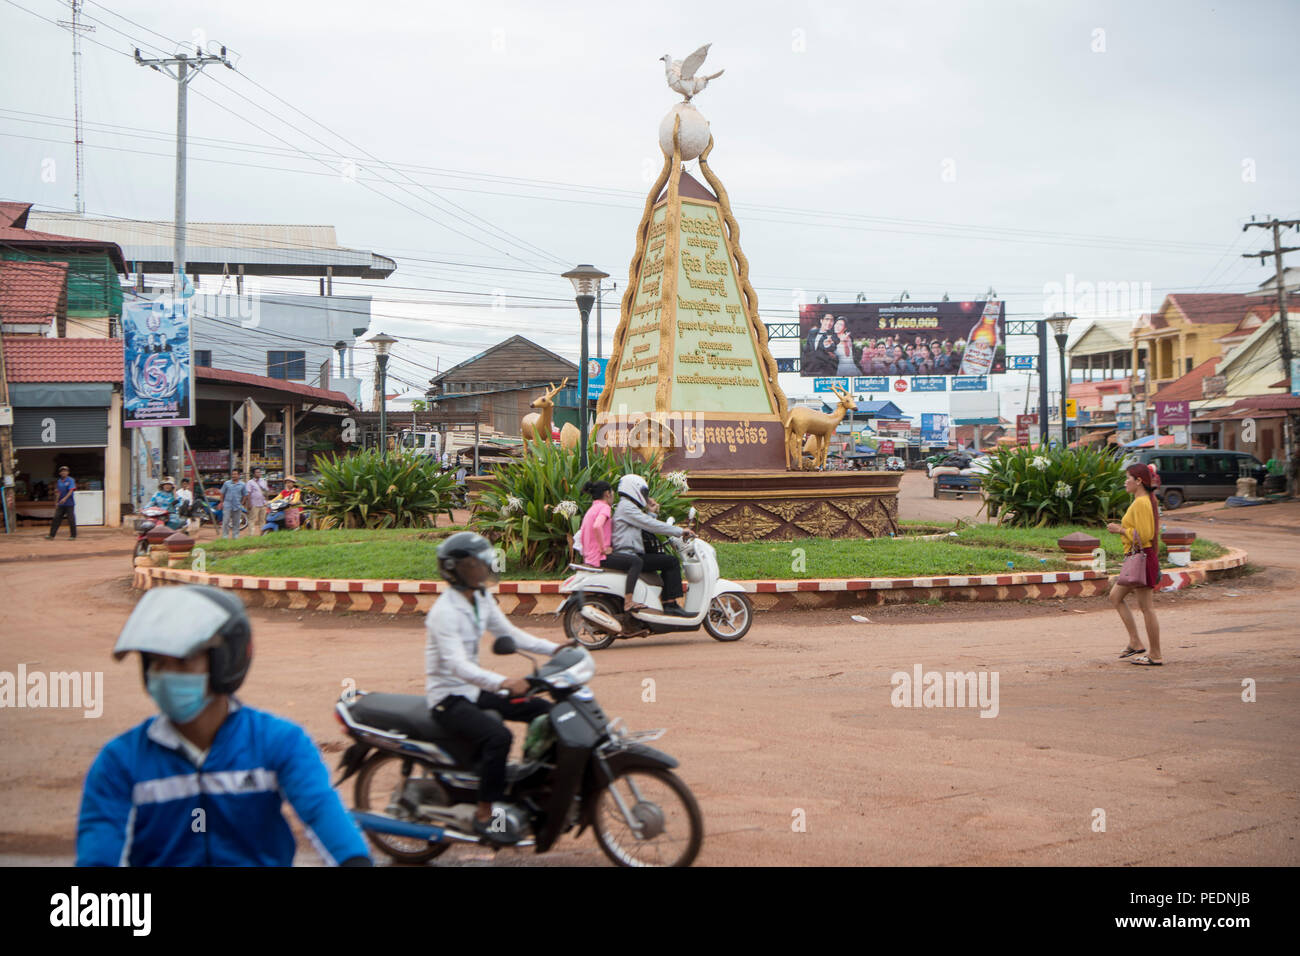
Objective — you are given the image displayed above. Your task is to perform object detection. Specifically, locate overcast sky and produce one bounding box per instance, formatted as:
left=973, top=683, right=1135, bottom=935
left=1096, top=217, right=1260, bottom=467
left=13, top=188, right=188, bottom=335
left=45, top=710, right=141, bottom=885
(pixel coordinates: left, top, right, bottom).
left=3, top=0, right=1298, bottom=416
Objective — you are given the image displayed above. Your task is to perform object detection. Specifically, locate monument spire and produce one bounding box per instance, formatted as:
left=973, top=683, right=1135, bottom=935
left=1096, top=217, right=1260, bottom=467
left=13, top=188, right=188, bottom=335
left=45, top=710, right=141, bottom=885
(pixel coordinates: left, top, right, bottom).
left=597, top=54, right=788, bottom=471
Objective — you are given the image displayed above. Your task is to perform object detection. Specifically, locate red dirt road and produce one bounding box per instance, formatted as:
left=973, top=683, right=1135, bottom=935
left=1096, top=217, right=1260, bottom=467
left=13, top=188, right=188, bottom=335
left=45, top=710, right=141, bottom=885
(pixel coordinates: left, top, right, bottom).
left=1, top=494, right=1297, bottom=866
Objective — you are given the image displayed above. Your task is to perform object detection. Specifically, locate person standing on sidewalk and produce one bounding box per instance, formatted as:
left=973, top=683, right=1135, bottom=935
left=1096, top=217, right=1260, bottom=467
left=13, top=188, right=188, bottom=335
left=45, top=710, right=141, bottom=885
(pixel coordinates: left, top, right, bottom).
left=246, top=467, right=270, bottom=537
left=218, top=469, right=248, bottom=540
left=1107, top=462, right=1164, bottom=666
left=48, top=465, right=77, bottom=540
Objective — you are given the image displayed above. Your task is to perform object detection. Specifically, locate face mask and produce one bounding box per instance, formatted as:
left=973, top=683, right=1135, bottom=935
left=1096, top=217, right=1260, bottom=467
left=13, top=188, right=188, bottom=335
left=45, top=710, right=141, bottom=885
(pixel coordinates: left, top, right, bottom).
left=147, top=671, right=212, bottom=724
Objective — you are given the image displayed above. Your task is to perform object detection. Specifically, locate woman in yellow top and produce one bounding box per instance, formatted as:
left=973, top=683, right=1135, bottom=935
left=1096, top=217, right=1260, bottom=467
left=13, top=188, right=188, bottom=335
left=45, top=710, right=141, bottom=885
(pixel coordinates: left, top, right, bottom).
left=1106, top=463, right=1163, bottom=665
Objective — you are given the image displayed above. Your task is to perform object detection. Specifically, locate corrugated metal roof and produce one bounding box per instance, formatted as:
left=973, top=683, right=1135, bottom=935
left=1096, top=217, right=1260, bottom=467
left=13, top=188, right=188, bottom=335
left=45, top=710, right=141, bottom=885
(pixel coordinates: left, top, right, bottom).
left=25, top=213, right=396, bottom=279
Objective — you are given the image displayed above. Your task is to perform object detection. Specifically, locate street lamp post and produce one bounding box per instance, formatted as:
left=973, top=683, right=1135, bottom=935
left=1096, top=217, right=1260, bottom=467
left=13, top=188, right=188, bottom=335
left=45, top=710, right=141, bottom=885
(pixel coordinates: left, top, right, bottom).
left=369, top=333, right=397, bottom=458
left=1048, top=314, right=1074, bottom=449
left=562, top=264, right=610, bottom=469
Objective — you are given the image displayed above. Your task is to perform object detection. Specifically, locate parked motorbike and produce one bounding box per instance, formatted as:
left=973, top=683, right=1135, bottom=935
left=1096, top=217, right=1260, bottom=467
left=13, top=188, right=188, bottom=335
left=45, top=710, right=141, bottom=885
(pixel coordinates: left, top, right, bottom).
left=557, top=509, right=753, bottom=650
left=132, top=506, right=183, bottom=557
left=334, top=639, right=703, bottom=867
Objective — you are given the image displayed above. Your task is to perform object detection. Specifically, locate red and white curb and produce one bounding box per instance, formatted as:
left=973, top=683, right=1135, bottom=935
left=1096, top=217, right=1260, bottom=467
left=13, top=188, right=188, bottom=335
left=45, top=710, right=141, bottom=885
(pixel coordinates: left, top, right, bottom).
left=132, top=547, right=1246, bottom=616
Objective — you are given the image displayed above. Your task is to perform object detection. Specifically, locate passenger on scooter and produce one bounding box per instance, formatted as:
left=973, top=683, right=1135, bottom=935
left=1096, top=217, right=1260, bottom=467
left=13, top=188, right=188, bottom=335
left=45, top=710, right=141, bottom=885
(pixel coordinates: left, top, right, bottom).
left=578, top=481, right=646, bottom=612
left=426, top=531, right=568, bottom=845
left=612, top=474, right=692, bottom=616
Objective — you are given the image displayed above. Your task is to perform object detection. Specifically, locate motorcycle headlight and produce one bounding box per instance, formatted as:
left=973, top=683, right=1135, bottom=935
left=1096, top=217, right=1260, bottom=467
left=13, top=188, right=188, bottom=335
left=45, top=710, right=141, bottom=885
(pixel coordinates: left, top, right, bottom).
left=545, top=649, right=596, bottom=689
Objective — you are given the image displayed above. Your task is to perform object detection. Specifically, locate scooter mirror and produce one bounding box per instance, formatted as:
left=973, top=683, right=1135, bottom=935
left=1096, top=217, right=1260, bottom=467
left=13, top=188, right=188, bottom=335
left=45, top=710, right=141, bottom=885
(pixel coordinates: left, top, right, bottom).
left=665, top=516, right=675, bottom=526
left=687, top=507, right=697, bottom=521
left=491, top=636, right=517, bottom=656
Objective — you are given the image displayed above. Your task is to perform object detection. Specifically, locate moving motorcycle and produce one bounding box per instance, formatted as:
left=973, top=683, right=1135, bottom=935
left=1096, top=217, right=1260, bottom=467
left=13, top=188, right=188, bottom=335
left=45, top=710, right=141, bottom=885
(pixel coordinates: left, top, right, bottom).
left=557, top=509, right=753, bottom=650
left=334, top=638, right=703, bottom=867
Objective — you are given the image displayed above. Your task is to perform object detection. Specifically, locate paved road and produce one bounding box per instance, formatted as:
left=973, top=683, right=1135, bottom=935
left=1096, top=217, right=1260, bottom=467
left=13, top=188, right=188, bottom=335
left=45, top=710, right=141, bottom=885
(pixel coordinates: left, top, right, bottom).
left=1, top=484, right=1296, bottom=866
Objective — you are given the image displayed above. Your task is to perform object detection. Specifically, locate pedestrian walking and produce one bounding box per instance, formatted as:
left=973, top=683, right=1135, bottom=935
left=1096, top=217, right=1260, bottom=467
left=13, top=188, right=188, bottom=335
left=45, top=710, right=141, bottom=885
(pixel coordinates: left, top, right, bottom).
left=48, top=465, right=77, bottom=539
left=246, top=467, right=270, bottom=536
left=1107, top=462, right=1164, bottom=665
left=218, top=468, right=248, bottom=540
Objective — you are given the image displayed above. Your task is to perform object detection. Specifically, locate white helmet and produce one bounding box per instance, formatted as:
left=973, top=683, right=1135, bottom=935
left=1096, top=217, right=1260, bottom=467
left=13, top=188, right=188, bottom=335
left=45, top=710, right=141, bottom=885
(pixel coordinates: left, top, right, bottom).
left=617, top=474, right=649, bottom=508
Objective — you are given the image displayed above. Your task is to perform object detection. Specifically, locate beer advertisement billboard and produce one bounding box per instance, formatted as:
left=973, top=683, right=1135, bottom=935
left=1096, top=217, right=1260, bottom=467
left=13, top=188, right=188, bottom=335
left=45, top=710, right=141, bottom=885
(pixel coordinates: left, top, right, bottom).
left=798, top=300, right=1006, bottom=379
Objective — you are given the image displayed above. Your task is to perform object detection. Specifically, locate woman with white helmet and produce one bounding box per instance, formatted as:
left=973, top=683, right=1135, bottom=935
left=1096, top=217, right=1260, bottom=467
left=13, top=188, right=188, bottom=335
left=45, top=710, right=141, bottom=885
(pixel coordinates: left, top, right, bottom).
left=611, top=474, right=692, bottom=616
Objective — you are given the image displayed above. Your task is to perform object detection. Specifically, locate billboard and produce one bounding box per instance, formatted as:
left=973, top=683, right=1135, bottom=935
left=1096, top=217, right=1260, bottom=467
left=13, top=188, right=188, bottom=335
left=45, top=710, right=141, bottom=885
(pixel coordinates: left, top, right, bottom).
left=798, top=300, right=1006, bottom=378
left=123, top=297, right=194, bottom=428
left=921, top=413, right=950, bottom=444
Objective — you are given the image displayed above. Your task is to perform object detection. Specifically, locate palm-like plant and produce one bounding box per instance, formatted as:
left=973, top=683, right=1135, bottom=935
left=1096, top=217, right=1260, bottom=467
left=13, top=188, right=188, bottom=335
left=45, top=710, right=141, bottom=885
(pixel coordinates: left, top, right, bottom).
left=472, top=442, right=693, bottom=572
left=309, top=449, right=455, bottom=529
left=979, top=443, right=1128, bottom=527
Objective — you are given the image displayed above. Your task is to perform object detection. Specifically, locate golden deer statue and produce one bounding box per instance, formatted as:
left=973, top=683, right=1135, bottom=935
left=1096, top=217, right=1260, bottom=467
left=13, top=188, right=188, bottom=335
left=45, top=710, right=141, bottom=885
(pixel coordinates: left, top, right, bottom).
left=784, top=384, right=855, bottom=470
left=520, top=378, right=568, bottom=446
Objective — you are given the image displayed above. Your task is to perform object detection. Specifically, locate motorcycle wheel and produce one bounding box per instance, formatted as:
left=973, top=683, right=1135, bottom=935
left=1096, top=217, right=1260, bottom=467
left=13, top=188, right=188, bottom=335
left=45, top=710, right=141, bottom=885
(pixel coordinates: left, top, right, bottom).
left=352, top=753, right=451, bottom=864
left=563, top=597, right=620, bottom=651
left=592, top=768, right=703, bottom=868
left=133, top=538, right=149, bottom=558
left=702, top=593, right=752, bottom=642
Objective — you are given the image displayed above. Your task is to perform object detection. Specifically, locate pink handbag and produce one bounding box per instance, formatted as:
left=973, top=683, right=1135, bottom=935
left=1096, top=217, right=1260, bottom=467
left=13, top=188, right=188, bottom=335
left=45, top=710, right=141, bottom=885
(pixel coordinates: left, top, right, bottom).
left=1116, top=528, right=1147, bottom=587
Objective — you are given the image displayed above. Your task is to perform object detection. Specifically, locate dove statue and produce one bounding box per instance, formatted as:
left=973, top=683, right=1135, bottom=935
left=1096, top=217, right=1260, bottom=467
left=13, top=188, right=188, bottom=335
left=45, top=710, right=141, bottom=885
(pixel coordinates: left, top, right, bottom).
left=660, top=44, right=724, bottom=102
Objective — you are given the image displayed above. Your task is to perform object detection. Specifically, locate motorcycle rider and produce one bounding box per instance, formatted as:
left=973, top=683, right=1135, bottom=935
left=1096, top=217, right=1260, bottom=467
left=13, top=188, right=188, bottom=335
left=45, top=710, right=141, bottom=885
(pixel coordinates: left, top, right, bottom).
left=146, top=476, right=184, bottom=531
left=426, top=531, right=567, bottom=845
left=612, top=474, right=692, bottom=616
left=77, top=585, right=371, bottom=866
left=262, top=476, right=303, bottom=533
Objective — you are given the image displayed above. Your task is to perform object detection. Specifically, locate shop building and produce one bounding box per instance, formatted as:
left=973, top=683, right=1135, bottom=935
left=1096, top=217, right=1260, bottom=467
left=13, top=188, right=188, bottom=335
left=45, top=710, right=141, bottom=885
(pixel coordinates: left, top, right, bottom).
left=426, top=335, right=580, bottom=437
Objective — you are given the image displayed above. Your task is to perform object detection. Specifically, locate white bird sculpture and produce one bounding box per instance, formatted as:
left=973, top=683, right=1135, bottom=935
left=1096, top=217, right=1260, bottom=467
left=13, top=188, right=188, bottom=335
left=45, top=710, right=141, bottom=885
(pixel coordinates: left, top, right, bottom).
left=660, top=44, right=724, bottom=102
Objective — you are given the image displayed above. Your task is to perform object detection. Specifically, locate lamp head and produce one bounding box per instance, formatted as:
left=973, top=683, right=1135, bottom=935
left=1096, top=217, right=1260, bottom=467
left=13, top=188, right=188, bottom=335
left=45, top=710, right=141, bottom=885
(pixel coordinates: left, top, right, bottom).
left=562, top=264, right=609, bottom=298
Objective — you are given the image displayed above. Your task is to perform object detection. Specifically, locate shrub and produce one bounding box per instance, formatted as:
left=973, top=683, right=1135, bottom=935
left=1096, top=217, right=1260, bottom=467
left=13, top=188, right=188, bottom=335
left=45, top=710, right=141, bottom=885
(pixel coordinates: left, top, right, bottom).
left=471, top=442, right=693, bottom=572
left=979, top=443, right=1128, bottom=527
left=309, top=448, right=455, bottom=529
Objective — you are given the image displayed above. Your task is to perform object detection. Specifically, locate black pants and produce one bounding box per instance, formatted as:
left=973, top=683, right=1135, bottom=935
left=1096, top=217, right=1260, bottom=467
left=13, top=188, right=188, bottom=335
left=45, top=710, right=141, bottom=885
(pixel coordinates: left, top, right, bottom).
left=433, top=692, right=551, bottom=803
left=600, top=551, right=644, bottom=597
left=639, top=551, right=683, bottom=601
left=49, top=503, right=77, bottom=538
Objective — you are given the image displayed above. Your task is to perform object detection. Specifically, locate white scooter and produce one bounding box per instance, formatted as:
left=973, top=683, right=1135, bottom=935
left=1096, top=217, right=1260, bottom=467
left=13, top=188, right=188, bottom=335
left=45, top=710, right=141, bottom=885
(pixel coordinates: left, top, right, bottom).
left=557, top=509, right=754, bottom=650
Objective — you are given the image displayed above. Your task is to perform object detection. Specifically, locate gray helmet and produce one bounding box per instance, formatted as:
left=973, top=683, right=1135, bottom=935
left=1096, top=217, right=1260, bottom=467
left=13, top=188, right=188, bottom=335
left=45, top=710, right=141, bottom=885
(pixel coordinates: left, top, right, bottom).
left=114, top=585, right=252, bottom=694
left=436, top=531, right=499, bottom=591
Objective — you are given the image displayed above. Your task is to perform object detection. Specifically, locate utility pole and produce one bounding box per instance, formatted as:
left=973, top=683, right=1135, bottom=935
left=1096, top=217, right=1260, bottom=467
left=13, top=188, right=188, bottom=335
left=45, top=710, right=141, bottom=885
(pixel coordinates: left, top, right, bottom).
left=135, top=43, right=234, bottom=480
left=1243, top=216, right=1300, bottom=495
left=56, top=0, right=94, bottom=214
left=595, top=279, right=617, bottom=359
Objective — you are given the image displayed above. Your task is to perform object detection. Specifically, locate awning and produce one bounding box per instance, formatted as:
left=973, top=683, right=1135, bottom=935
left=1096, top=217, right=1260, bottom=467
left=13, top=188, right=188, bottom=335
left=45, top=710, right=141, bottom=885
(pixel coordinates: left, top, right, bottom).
left=8, top=382, right=113, bottom=407
left=1122, top=434, right=1178, bottom=448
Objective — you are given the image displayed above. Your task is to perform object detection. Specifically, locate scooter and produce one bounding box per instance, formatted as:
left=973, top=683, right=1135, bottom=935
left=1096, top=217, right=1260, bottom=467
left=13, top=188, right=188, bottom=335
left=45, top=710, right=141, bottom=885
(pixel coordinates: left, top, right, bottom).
left=132, top=506, right=184, bottom=558
left=333, top=638, right=703, bottom=867
left=557, top=509, right=754, bottom=650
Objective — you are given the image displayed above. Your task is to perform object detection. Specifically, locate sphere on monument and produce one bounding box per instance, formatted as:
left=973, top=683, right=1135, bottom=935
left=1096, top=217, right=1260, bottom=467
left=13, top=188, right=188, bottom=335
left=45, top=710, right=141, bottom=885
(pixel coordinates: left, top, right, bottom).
left=659, top=104, right=711, bottom=161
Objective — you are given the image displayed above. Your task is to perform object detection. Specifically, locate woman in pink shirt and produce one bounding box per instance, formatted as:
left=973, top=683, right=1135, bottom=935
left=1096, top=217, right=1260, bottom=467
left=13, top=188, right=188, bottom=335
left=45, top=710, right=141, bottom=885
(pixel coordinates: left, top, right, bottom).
left=578, top=480, right=644, bottom=611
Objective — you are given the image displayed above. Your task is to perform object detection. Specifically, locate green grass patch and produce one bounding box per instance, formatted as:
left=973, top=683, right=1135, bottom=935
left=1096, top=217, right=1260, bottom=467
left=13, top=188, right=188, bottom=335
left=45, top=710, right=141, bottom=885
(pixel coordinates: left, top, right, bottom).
left=204, top=526, right=463, bottom=554
left=949, top=523, right=1226, bottom=562
left=202, top=524, right=1223, bottom=582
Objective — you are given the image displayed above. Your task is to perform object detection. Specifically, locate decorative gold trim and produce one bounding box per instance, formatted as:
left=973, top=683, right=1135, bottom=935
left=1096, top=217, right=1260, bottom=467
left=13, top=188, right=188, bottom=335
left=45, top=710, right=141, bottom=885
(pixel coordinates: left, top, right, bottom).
left=598, top=145, right=673, bottom=414
left=697, top=137, right=789, bottom=425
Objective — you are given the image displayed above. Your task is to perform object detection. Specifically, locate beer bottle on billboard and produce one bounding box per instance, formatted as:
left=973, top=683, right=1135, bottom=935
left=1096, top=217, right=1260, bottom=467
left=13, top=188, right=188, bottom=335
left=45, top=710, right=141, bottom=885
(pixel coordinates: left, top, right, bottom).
left=959, top=300, right=1000, bottom=376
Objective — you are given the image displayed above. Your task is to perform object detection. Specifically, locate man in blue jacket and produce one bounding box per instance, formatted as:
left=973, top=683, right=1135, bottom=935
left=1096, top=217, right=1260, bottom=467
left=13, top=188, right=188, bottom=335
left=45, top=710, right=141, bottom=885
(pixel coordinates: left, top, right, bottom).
left=77, top=585, right=371, bottom=867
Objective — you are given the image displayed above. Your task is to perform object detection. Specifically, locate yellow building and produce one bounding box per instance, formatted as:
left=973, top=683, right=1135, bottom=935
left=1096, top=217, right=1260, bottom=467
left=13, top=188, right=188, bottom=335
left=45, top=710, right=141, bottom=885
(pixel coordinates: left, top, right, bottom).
left=1131, top=294, right=1273, bottom=398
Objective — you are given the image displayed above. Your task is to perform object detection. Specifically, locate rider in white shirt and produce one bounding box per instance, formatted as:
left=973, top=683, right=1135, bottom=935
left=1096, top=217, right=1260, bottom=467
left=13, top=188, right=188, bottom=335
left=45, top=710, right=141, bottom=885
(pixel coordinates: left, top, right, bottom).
left=424, top=531, right=566, bottom=844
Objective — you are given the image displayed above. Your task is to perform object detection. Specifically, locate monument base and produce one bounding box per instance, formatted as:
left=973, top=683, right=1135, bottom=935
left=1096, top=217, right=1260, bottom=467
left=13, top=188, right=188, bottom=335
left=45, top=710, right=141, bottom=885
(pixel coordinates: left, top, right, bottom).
left=686, top=470, right=901, bottom=542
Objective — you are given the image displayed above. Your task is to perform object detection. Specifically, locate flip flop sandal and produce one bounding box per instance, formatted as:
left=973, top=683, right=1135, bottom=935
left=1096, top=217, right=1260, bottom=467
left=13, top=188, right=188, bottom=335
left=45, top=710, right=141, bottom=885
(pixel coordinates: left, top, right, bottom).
left=1119, top=647, right=1147, bottom=659
left=1129, top=656, right=1163, bottom=666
